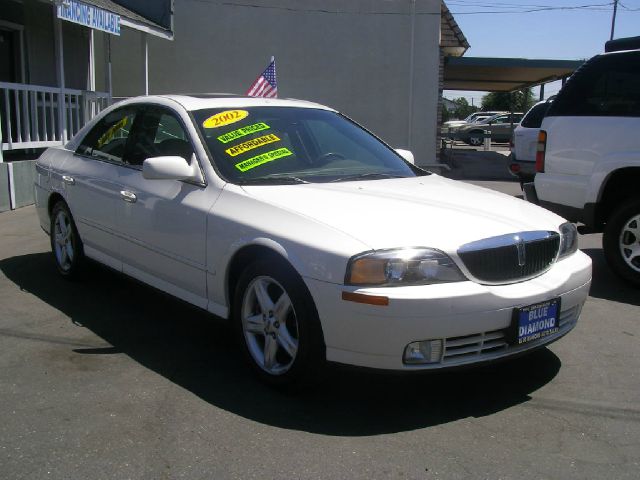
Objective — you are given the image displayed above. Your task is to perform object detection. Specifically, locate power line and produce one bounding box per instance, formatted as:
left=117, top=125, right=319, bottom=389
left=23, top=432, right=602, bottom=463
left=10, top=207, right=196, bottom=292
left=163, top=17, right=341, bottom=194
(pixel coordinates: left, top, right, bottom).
left=183, top=0, right=617, bottom=16
left=449, top=2, right=616, bottom=15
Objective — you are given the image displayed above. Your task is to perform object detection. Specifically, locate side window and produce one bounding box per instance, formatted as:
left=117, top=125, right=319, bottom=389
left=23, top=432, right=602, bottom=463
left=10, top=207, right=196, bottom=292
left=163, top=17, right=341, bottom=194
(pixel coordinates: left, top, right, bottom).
left=549, top=53, right=640, bottom=117
left=585, top=69, right=640, bottom=116
left=77, top=108, right=137, bottom=163
left=521, top=103, right=549, bottom=128
left=126, top=108, right=194, bottom=167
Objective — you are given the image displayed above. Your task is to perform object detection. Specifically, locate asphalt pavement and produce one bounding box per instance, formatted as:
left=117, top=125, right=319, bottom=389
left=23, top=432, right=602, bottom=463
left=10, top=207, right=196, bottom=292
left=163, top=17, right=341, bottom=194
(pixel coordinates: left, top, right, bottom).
left=1, top=183, right=639, bottom=480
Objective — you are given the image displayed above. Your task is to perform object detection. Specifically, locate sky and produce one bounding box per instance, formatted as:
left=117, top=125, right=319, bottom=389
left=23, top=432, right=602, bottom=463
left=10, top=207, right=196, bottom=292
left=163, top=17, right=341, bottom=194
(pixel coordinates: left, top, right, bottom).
left=443, top=0, right=640, bottom=106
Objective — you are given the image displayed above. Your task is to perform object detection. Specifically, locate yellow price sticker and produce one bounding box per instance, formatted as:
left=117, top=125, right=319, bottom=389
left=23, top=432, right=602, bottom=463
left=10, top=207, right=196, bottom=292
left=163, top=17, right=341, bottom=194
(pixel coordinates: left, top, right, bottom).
left=235, top=148, right=293, bottom=172
left=217, top=122, right=270, bottom=144
left=225, top=134, right=280, bottom=157
left=202, top=110, right=249, bottom=129
left=97, top=117, right=128, bottom=148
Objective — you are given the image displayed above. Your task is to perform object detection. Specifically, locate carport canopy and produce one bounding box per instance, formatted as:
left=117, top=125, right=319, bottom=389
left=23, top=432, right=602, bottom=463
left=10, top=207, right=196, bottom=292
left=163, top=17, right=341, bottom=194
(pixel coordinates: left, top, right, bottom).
left=444, top=57, right=584, bottom=92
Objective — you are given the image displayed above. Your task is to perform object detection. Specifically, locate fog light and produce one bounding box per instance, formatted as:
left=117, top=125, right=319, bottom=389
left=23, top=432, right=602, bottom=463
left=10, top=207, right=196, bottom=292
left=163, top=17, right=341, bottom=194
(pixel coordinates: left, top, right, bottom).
left=403, top=339, right=443, bottom=365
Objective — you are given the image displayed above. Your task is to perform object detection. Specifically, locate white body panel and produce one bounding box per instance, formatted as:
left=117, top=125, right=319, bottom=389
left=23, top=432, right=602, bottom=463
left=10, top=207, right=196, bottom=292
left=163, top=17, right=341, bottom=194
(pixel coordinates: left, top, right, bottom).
left=513, top=123, right=539, bottom=162
left=535, top=116, right=640, bottom=209
left=116, top=168, right=216, bottom=309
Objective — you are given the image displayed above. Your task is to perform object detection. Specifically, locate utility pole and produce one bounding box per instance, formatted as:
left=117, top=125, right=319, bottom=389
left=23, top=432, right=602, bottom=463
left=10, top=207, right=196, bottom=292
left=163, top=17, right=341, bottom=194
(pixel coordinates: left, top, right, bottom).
left=610, top=0, right=618, bottom=41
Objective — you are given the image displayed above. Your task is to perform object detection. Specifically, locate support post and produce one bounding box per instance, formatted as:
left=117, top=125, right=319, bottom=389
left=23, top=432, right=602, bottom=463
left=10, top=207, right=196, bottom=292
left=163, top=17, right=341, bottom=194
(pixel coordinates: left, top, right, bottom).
left=105, top=35, right=113, bottom=98
left=88, top=29, right=95, bottom=91
left=610, top=0, right=618, bottom=41
left=141, top=32, right=149, bottom=95
left=407, top=0, right=416, bottom=149
left=88, top=29, right=95, bottom=119
left=7, top=162, right=15, bottom=210
left=539, top=84, right=545, bottom=101
left=53, top=11, right=67, bottom=143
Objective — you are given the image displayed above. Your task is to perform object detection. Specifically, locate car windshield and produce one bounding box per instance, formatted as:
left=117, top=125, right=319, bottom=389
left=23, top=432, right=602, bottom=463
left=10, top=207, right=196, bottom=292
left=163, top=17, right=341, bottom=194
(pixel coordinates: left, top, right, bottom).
left=192, top=107, right=424, bottom=184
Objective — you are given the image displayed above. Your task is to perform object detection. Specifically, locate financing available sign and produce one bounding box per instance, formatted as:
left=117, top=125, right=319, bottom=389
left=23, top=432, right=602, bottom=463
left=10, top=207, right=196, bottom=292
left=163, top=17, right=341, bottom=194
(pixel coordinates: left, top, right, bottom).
left=57, top=0, right=121, bottom=36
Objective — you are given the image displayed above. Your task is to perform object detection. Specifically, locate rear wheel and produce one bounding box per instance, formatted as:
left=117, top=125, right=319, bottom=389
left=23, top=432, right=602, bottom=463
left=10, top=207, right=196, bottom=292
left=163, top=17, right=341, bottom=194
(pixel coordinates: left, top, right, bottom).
left=50, top=201, right=84, bottom=279
left=603, top=197, right=640, bottom=287
left=233, top=257, right=325, bottom=387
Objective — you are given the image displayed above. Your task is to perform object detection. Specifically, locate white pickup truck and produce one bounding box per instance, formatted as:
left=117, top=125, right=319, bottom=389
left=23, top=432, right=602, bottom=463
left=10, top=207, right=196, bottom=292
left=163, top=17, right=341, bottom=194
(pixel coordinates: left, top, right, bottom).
left=526, top=36, right=640, bottom=287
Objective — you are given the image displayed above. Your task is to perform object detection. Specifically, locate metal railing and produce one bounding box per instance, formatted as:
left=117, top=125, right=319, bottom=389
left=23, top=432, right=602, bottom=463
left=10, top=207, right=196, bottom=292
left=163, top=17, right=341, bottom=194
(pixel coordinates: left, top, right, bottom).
left=1, top=81, right=111, bottom=151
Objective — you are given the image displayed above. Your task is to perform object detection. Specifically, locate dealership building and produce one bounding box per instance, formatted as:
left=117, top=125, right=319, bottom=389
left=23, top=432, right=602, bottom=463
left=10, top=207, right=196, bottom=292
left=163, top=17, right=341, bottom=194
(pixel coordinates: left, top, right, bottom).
left=0, top=0, right=468, bottom=210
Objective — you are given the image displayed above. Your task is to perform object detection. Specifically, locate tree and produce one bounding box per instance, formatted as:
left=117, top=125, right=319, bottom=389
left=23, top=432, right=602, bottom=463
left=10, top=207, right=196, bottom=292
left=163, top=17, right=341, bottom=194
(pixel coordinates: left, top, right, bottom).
left=451, top=97, right=478, bottom=120
left=441, top=104, right=452, bottom=123
left=481, top=88, right=535, bottom=113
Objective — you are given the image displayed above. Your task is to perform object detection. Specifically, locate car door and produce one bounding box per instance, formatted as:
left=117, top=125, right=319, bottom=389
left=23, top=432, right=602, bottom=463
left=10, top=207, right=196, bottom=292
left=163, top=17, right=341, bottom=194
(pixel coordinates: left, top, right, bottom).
left=488, top=115, right=510, bottom=141
left=114, top=105, right=214, bottom=308
left=61, top=106, right=139, bottom=270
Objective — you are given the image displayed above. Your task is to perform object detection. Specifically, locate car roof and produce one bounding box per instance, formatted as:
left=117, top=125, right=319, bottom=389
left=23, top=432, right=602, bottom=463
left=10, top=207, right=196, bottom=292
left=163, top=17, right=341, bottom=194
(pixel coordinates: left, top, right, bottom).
left=480, top=112, right=523, bottom=122
left=122, top=94, right=336, bottom=112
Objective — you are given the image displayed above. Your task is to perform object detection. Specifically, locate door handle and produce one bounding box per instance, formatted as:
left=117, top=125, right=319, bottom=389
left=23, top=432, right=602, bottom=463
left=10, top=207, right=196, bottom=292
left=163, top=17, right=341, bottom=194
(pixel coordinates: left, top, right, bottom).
left=120, top=190, right=137, bottom=203
left=62, top=175, right=75, bottom=185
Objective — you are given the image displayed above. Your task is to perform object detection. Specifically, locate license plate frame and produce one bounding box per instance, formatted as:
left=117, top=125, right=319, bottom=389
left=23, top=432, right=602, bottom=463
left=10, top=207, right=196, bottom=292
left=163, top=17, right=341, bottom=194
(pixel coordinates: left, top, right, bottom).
left=508, top=298, right=561, bottom=346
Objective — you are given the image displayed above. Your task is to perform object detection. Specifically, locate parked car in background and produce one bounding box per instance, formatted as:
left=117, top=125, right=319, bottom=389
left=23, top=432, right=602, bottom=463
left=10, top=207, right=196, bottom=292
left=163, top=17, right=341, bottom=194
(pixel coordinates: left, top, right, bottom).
left=35, top=95, right=591, bottom=387
left=508, top=100, right=552, bottom=185
left=443, top=111, right=506, bottom=130
left=527, top=35, right=640, bottom=286
left=457, top=113, right=524, bottom=146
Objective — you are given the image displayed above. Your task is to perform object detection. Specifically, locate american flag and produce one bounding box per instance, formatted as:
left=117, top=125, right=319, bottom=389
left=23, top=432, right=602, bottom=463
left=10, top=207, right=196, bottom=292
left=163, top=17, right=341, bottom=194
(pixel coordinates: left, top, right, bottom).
left=246, top=59, right=278, bottom=98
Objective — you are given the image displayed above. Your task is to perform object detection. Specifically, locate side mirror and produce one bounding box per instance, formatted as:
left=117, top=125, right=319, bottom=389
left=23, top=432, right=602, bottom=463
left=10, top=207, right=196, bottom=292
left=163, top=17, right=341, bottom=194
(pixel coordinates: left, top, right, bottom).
left=395, top=149, right=415, bottom=165
left=142, top=155, right=200, bottom=181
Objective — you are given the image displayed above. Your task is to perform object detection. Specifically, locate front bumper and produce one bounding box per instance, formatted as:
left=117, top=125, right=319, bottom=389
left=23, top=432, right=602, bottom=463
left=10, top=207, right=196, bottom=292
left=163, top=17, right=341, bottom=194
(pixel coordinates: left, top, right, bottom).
left=305, top=250, right=592, bottom=370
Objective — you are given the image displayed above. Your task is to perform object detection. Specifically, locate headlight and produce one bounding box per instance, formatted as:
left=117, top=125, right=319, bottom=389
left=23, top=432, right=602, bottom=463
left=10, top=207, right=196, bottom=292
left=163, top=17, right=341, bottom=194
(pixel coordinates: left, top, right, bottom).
left=558, top=222, right=578, bottom=259
left=345, top=248, right=465, bottom=286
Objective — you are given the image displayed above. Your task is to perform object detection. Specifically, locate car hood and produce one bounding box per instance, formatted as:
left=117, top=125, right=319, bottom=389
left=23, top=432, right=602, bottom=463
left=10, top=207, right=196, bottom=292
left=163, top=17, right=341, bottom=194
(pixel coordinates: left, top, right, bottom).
left=240, top=175, right=565, bottom=252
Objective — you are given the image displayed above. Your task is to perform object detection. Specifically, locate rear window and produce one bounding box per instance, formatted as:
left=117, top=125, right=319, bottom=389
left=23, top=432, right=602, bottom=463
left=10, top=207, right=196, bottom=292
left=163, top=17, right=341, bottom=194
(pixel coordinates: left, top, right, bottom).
left=520, top=103, right=549, bottom=128
left=547, top=52, right=640, bottom=117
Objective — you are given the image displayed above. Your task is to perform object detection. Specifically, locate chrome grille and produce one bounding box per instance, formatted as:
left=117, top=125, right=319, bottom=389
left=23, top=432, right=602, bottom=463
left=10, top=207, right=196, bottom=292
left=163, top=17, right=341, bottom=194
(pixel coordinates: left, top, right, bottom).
left=458, top=231, right=560, bottom=284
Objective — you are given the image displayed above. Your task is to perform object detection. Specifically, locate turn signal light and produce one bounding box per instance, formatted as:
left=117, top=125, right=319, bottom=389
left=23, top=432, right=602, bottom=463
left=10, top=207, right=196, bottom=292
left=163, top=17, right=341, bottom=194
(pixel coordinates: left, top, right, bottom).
left=535, top=130, right=547, bottom=173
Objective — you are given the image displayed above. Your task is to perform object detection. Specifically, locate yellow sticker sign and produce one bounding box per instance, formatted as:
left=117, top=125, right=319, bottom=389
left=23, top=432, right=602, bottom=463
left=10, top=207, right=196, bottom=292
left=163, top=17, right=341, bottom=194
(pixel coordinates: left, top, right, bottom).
left=97, top=117, right=128, bottom=148
left=235, top=148, right=293, bottom=172
left=202, top=110, right=249, bottom=129
left=225, top=134, right=280, bottom=157
left=217, top=122, right=270, bottom=144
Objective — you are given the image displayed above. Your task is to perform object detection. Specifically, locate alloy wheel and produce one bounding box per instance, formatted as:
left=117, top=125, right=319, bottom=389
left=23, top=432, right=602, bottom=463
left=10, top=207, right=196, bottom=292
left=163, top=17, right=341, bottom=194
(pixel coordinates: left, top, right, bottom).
left=619, top=213, right=640, bottom=273
left=241, top=276, right=299, bottom=375
left=53, top=210, right=74, bottom=271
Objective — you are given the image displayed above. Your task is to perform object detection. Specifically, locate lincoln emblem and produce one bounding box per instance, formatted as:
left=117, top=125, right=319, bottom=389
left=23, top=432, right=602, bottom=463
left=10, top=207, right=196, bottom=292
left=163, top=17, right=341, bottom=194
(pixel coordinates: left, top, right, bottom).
left=515, top=236, right=526, bottom=267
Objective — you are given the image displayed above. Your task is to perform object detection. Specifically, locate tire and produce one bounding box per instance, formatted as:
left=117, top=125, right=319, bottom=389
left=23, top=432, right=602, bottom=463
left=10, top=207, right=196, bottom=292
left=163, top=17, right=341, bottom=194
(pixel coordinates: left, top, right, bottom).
left=603, top=197, right=640, bottom=287
left=233, top=256, right=325, bottom=388
left=468, top=131, right=484, bottom=146
left=50, top=200, right=84, bottom=279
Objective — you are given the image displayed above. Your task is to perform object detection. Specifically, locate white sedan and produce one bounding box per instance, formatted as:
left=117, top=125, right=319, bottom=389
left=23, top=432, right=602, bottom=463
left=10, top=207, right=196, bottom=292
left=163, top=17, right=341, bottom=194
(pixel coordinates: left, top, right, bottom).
left=34, top=95, right=592, bottom=386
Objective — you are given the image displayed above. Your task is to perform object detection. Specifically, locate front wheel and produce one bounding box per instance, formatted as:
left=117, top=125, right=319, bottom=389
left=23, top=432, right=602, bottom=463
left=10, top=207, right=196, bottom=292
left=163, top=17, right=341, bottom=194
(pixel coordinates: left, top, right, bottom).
left=50, top=200, right=84, bottom=279
left=603, top=197, right=640, bottom=287
left=233, top=257, right=325, bottom=387
left=468, top=131, right=484, bottom=146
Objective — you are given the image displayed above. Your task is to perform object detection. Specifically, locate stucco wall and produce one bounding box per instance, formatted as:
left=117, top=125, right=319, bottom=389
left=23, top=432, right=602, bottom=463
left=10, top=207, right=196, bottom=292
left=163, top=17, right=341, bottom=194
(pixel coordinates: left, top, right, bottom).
left=0, top=0, right=89, bottom=89
left=110, top=0, right=441, bottom=164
